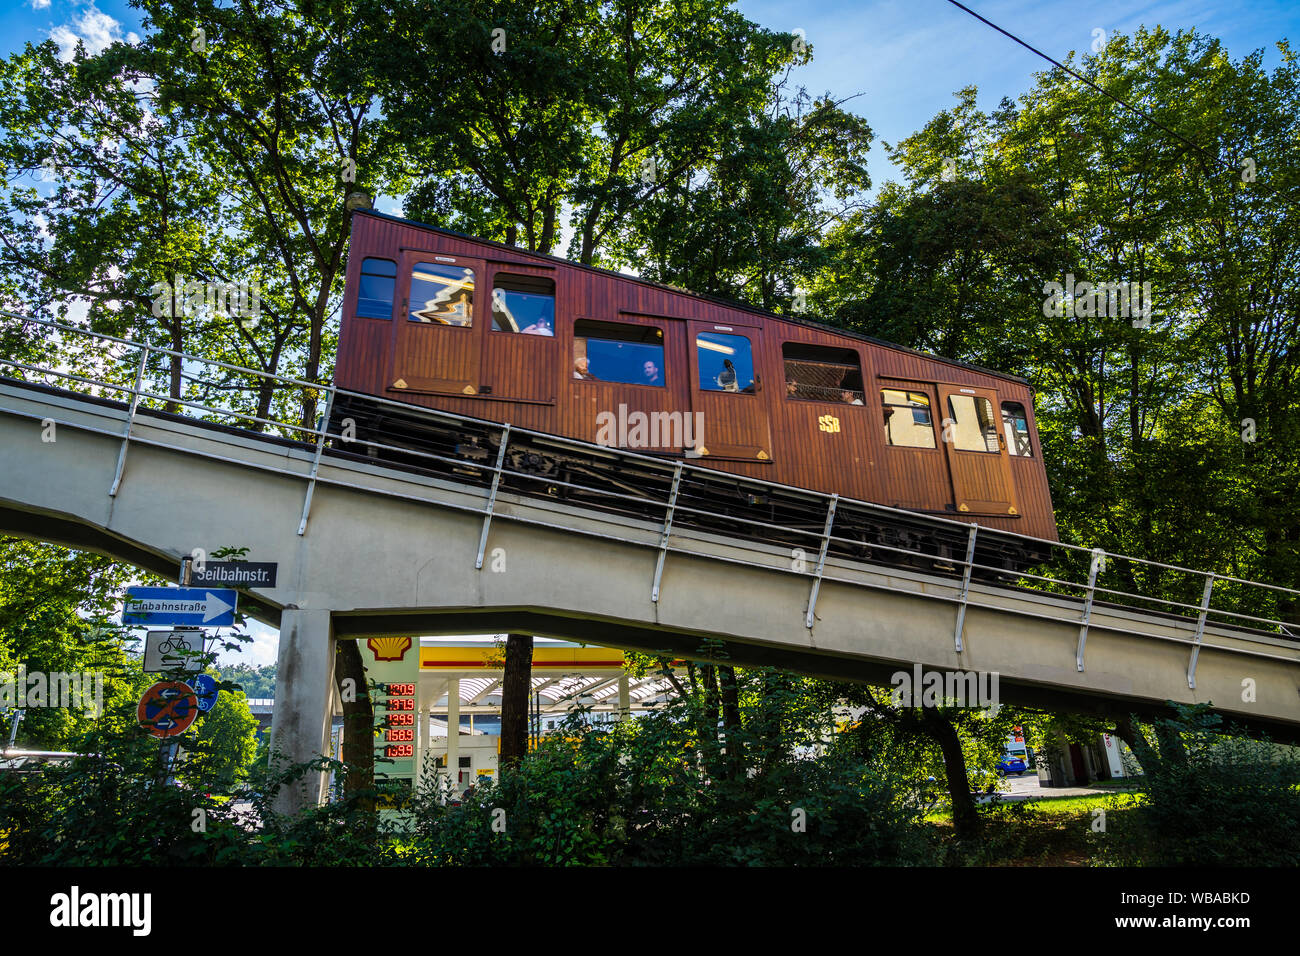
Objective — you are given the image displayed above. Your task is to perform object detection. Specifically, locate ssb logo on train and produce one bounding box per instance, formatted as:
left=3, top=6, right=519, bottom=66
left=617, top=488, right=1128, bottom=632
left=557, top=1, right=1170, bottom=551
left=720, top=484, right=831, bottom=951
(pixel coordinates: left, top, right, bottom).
left=818, top=414, right=841, bottom=434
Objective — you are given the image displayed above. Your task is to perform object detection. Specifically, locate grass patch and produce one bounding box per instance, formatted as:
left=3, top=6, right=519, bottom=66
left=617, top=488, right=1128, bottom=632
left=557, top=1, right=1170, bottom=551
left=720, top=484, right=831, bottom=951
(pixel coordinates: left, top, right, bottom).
left=924, top=791, right=1141, bottom=823
left=986, top=797, right=1141, bottom=865
left=1086, top=776, right=1145, bottom=790
left=1011, top=793, right=1144, bottom=815
left=925, top=792, right=1146, bottom=865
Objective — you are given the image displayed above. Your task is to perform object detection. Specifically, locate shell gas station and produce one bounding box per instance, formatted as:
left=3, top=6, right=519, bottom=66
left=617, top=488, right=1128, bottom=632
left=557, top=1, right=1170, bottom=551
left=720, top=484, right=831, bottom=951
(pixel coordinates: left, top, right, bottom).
left=329, top=636, right=680, bottom=794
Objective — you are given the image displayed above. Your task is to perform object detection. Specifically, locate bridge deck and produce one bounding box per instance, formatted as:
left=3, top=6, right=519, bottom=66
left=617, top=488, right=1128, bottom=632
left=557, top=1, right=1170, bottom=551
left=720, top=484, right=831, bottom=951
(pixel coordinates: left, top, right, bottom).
left=2, top=374, right=1297, bottom=741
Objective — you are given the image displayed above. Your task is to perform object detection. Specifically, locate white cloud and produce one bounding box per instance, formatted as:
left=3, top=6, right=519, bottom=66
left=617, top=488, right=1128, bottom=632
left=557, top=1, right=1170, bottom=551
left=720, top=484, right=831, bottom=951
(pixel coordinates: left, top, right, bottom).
left=30, top=0, right=52, bottom=10
left=50, top=5, right=128, bottom=61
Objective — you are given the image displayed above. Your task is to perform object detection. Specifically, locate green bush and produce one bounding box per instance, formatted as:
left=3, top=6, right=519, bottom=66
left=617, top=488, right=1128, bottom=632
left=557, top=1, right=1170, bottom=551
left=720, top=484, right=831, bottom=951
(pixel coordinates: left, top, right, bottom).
left=0, top=692, right=940, bottom=866
left=404, top=707, right=935, bottom=866
left=1133, top=729, right=1300, bottom=866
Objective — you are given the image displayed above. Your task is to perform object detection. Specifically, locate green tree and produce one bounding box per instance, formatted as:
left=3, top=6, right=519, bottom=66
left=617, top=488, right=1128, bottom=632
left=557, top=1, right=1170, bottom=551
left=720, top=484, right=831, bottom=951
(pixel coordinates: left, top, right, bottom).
left=0, top=0, right=406, bottom=432
left=610, top=85, right=873, bottom=311
left=813, top=29, right=1300, bottom=623
left=0, top=539, right=142, bottom=751
left=215, top=662, right=277, bottom=699
left=374, top=0, right=796, bottom=267
left=180, top=687, right=260, bottom=790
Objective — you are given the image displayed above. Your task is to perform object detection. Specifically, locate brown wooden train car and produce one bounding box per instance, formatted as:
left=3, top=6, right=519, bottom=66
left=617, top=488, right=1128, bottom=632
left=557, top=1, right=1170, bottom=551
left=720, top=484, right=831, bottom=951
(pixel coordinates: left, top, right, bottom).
left=333, top=209, right=1058, bottom=543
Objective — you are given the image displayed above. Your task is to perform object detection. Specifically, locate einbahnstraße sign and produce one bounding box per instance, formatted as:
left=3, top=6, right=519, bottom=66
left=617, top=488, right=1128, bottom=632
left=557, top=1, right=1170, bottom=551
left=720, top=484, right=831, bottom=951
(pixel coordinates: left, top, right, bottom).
left=122, top=587, right=238, bottom=627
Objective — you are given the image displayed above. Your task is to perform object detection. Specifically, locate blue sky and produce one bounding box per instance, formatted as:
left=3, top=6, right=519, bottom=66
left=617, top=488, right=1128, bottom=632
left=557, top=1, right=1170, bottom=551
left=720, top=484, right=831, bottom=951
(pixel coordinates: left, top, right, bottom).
left=9, top=0, right=1297, bottom=667
left=738, top=0, right=1297, bottom=157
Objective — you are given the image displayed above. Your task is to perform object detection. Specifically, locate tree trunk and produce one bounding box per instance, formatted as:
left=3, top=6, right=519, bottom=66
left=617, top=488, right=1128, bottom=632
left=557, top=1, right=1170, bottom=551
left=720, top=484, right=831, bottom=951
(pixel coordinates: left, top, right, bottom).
left=499, top=633, right=534, bottom=770
left=921, top=708, right=980, bottom=840
left=1154, top=719, right=1188, bottom=769
left=700, top=664, right=720, bottom=726
left=334, top=639, right=374, bottom=811
left=1110, top=714, right=1154, bottom=776
left=698, top=663, right=721, bottom=777
left=718, top=665, right=744, bottom=779
left=539, top=198, right=557, bottom=255
left=166, top=303, right=183, bottom=415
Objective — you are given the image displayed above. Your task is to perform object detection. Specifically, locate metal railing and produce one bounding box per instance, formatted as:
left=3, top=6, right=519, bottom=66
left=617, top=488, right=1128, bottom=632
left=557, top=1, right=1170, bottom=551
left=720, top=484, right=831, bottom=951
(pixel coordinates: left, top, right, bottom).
left=2, top=311, right=1299, bottom=690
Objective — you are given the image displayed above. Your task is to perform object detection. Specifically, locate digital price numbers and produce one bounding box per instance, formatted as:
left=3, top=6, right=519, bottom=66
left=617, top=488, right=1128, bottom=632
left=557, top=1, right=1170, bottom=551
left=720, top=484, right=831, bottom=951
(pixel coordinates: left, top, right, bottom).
left=382, top=682, right=417, bottom=759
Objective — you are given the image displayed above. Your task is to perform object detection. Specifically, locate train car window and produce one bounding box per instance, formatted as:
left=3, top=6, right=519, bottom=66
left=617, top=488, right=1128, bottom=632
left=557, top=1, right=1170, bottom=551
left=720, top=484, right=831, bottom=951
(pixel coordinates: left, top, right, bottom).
left=881, top=389, right=936, bottom=448
left=491, top=274, right=555, bottom=336
left=1001, top=401, right=1033, bottom=456
left=356, top=257, right=397, bottom=318
left=697, top=332, right=755, bottom=393
left=408, top=262, right=474, bottom=326
left=947, top=394, right=1000, bottom=452
left=573, top=319, right=664, bottom=386
left=782, top=343, right=863, bottom=403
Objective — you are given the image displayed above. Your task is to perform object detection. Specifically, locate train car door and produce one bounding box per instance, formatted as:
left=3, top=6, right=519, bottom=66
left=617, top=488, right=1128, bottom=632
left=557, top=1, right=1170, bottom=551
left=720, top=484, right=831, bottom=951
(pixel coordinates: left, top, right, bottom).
left=388, top=251, right=485, bottom=397
left=937, top=384, right=1019, bottom=517
left=878, top=380, right=953, bottom=511
left=778, top=341, right=870, bottom=499
left=687, top=321, right=773, bottom=462
left=479, top=263, right=559, bottom=404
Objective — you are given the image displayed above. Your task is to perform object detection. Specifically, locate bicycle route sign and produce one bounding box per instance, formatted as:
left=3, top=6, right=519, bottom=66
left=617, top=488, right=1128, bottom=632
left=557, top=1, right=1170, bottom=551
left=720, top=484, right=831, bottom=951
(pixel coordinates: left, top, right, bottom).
left=143, top=628, right=207, bottom=673
left=123, top=586, right=237, bottom=627
left=191, top=673, right=218, bottom=713
left=137, top=681, right=199, bottom=738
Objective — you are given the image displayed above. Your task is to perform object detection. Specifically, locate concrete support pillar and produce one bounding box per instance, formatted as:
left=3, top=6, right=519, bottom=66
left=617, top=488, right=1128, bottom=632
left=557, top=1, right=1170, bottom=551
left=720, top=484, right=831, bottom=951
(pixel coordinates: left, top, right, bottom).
left=446, top=677, right=460, bottom=795
left=270, top=608, right=335, bottom=815
left=618, top=674, right=630, bottom=721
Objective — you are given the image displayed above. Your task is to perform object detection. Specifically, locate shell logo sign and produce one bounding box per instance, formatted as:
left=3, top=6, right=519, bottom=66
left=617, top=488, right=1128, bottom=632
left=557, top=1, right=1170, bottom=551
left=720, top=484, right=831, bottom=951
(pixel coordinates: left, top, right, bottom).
left=367, top=636, right=412, bottom=662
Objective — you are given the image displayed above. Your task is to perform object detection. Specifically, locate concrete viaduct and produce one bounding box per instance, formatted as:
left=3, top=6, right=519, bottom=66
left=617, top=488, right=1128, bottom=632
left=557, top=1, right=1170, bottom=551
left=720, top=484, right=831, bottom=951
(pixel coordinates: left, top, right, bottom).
left=2, top=377, right=1299, bottom=811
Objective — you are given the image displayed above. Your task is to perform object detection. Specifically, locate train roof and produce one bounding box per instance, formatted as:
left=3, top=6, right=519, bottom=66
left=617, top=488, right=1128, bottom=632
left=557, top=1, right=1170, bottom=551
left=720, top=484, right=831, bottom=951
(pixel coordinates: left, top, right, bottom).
left=353, top=208, right=1031, bottom=388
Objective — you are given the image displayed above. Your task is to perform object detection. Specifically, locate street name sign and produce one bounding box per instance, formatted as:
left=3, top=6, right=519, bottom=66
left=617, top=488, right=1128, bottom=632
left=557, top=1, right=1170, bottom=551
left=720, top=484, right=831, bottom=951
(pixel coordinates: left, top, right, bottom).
left=123, top=587, right=237, bottom=627
left=190, top=561, right=278, bottom=588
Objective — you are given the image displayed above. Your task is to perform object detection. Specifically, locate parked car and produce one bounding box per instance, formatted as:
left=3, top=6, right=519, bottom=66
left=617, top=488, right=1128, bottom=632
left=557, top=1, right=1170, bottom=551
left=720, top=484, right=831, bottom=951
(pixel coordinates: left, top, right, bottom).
left=997, top=754, right=1028, bottom=776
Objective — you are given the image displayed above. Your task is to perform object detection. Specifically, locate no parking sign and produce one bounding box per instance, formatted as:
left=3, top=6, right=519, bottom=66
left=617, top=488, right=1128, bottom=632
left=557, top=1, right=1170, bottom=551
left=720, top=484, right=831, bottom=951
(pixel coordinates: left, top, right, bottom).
left=137, top=681, right=199, bottom=738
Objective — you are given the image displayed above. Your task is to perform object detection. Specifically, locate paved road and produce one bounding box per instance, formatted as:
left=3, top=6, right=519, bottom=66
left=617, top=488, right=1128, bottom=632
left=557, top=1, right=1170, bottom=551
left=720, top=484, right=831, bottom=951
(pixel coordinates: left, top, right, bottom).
left=226, top=800, right=261, bottom=827
left=983, top=771, right=1127, bottom=803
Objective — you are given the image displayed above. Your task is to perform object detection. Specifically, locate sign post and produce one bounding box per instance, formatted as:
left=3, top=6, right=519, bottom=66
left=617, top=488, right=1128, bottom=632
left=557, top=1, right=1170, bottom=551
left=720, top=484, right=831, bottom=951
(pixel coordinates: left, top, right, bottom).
left=125, top=560, right=236, bottom=787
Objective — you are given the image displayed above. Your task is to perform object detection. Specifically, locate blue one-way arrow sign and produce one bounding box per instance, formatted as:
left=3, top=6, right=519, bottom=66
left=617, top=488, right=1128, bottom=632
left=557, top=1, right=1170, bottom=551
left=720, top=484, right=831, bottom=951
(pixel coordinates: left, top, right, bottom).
left=123, top=587, right=238, bottom=627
